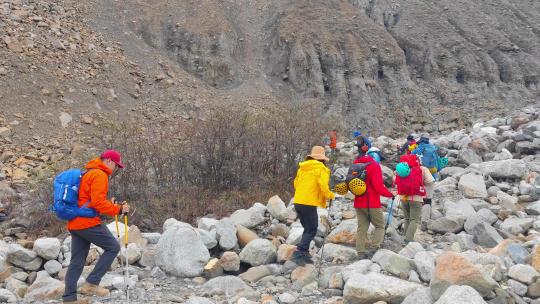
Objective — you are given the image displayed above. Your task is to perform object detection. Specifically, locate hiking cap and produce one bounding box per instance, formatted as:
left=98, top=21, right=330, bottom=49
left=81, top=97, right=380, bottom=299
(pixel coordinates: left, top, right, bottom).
left=101, top=150, right=125, bottom=168
left=353, top=131, right=362, bottom=138
left=407, top=134, right=414, bottom=140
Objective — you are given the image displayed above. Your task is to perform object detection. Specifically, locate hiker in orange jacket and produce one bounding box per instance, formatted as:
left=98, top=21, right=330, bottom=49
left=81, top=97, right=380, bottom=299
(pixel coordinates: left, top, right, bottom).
left=63, top=150, right=130, bottom=304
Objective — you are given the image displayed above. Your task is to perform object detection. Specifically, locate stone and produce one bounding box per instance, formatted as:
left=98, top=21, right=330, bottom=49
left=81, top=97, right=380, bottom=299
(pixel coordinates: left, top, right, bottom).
left=278, top=293, right=297, bottom=304
left=216, top=218, right=237, bottom=250
left=220, top=251, right=240, bottom=272
left=141, top=232, right=161, bottom=244
left=343, top=272, right=422, bottom=304
left=271, top=223, right=289, bottom=238
left=291, top=264, right=317, bottom=288
left=196, top=229, right=218, bottom=249
left=399, top=242, right=425, bottom=259
left=428, top=215, right=464, bottom=234
left=497, top=191, right=519, bottom=211
left=464, top=213, right=503, bottom=247
left=197, top=218, right=219, bottom=231
left=236, top=225, right=258, bottom=247
left=327, top=219, right=357, bottom=245
left=440, top=167, right=466, bottom=179
left=476, top=208, right=497, bottom=225
left=239, top=239, right=277, bottom=266
left=433, top=285, right=487, bottom=304
left=528, top=279, right=540, bottom=298
left=500, top=217, right=534, bottom=235
left=372, top=249, right=413, bottom=276
left=319, top=266, right=344, bottom=289
left=139, top=246, right=157, bottom=268
left=185, top=296, right=215, bottom=304
left=459, top=148, right=483, bottom=165
left=533, top=246, right=540, bottom=272
left=203, top=258, right=224, bottom=279
left=414, top=251, right=436, bottom=282
left=24, top=277, right=64, bottom=301
left=267, top=195, right=288, bottom=222
left=0, top=289, right=16, bottom=303
left=506, top=243, right=530, bottom=264
left=286, top=225, right=304, bottom=245
left=458, top=173, right=488, bottom=199
left=402, top=287, right=433, bottom=304
left=444, top=199, right=477, bottom=221
left=33, top=238, right=62, bottom=260
left=526, top=200, right=540, bottom=215
left=239, top=265, right=271, bottom=283
left=203, top=276, right=254, bottom=296
left=430, top=252, right=497, bottom=300
left=7, top=244, right=42, bottom=271
left=507, top=279, right=527, bottom=296
left=44, top=260, right=62, bottom=276
left=509, top=264, right=540, bottom=284
left=341, top=260, right=374, bottom=282
left=119, top=243, right=142, bottom=265
left=230, top=203, right=267, bottom=229
left=320, top=243, right=357, bottom=264
left=276, top=244, right=297, bottom=263
left=59, top=112, right=72, bottom=128
left=5, top=277, right=27, bottom=298
left=155, top=219, right=210, bottom=277
left=476, top=159, right=529, bottom=179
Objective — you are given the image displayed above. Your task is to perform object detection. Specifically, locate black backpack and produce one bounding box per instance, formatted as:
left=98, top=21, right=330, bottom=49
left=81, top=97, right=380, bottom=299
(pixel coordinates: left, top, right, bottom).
left=346, top=163, right=370, bottom=184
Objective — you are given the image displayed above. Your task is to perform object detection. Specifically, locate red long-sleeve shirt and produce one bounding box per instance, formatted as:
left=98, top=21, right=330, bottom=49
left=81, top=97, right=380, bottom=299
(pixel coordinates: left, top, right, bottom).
left=353, top=155, right=393, bottom=209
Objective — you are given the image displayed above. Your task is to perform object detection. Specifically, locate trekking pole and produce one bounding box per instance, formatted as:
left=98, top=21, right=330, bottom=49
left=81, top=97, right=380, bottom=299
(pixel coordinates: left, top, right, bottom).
left=123, top=212, right=130, bottom=304
left=317, top=199, right=333, bottom=283
left=115, top=215, right=120, bottom=239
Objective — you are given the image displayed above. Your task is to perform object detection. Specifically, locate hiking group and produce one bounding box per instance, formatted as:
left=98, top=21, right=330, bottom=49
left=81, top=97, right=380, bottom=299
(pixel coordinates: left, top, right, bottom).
left=52, top=131, right=445, bottom=303
left=291, top=131, right=445, bottom=265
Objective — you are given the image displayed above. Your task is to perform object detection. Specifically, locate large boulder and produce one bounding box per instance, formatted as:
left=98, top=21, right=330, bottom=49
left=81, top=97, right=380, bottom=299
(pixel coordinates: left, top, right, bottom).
left=372, top=249, right=413, bottom=276
left=458, top=174, right=488, bottom=199
left=197, top=229, right=218, bottom=249
left=343, top=272, right=422, bottom=304
left=500, top=217, right=534, bottom=235
left=33, top=238, right=61, bottom=261
left=326, top=219, right=357, bottom=245
left=434, top=285, right=487, bottom=304
left=236, top=225, right=258, bottom=247
left=7, top=244, right=42, bottom=271
left=428, top=215, right=464, bottom=234
left=215, top=218, right=237, bottom=250
left=464, top=214, right=503, bottom=247
left=430, top=252, right=497, bottom=300
left=155, top=219, right=210, bottom=277
left=508, top=264, right=540, bottom=284
left=444, top=199, right=477, bottom=221
left=230, top=203, right=267, bottom=229
left=475, top=159, right=529, bottom=179
left=239, top=239, right=277, bottom=266
left=267, top=196, right=288, bottom=222
left=341, top=260, right=374, bottom=282
left=320, top=243, right=357, bottom=264
left=459, top=149, right=483, bottom=165
left=24, top=277, right=64, bottom=302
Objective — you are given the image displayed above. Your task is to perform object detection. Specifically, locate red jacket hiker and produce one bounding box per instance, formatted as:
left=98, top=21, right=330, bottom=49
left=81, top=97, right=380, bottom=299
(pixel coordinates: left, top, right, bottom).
left=353, top=155, right=393, bottom=209
left=67, top=158, right=121, bottom=231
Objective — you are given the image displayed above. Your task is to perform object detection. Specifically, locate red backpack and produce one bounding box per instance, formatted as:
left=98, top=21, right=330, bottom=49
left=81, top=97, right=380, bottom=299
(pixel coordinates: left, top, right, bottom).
left=395, top=155, right=426, bottom=196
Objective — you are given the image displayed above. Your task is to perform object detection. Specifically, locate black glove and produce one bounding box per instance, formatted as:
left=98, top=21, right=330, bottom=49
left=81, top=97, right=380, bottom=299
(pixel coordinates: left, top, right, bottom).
left=423, top=198, right=432, bottom=205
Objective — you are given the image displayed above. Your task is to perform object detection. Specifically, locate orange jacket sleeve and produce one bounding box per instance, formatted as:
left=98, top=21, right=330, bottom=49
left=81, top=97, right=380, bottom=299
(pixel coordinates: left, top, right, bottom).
left=87, top=172, right=121, bottom=216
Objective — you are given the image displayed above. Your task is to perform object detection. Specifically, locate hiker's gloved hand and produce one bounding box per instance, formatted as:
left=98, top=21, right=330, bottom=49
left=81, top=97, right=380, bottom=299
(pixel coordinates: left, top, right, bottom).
left=120, top=202, right=130, bottom=214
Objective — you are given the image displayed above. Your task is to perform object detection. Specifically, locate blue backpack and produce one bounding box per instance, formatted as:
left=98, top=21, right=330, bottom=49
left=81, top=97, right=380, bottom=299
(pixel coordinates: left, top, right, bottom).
left=51, top=169, right=97, bottom=221
left=415, top=144, right=439, bottom=169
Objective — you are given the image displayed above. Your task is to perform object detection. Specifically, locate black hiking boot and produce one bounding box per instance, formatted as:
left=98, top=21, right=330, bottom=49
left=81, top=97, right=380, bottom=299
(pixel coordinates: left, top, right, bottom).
left=290, top=250, right=307, bottom=266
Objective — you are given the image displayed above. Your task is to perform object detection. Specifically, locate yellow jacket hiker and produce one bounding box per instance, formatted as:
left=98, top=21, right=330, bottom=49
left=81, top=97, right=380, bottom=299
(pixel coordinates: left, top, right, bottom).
left=290, top=146, right=336, bottom=266
left=294, top=159, right=335, bottom=208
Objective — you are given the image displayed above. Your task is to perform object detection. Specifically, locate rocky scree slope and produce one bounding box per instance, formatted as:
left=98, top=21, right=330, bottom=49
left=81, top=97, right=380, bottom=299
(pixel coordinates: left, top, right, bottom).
left=0, top=107, right=539, bottom=303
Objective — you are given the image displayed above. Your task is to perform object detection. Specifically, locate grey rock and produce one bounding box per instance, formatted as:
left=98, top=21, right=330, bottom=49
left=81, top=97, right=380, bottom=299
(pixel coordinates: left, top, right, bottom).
left=0, top=288, right=16, bottom=303
left=7, top=244, right=42, bottom=271
left=185, top=296, right=215, bottom=304
left=507, top=244, right=529, bottom=264
left=440, top=167, right=466, bottom=179
left=500, top=217, right=534, bottom=235
left=239, top=239, right=276, bottom=266
left=459, top=148, right=483, bottom=165
left=372, top=249, right=413, bottom=276
left=458, top=173, right=488, bottom=199
left=24, top=277, right=64, bottom=302
left=216, top=218, right=238, bottom=250
left=476, top=208, right=498, bottom=225
left=341, top=259, right=373, bottom=282
left=320, top=243, right=357, bottom=264
left=197, top=218, right=219, bottom=231
left=343, top=272, right=422, bottom=304
left=197, top=229, right=218, bottom=249
left=507, top=279, right=528, bottom=297
left=434, top=285, right=487, bottom=304
left=230, top=203, right=267, bottom=229
left=402, top=287, right=433, bottom=304
left=444, top=199, right=477, bottom=221
left=508, top=264, right=540, bottom=284
left=267, top=195, right=288, bottom=222
left=43, top=260, right=62, bottom=276
left=319, top=266, right=344, bottom=289
left=33, top=238, right=61, bottom=261
left=497, top=191, right=519, bottom=211
left=464, top=214, right=503, bottom=247
left=141, top=232, right=161, bottom=244
left=476, top=159, right=529, bottom=179
left=398, top=242, right=425, bottom=259
left=414, top=251, right=436, bottom=282
left=155, top=219, right=210, bottom=277
left=428, top=215, right=464, bottom=234
left=203, top=275, right=254, bottom=296
left=525, top=200, right=540, bottom=215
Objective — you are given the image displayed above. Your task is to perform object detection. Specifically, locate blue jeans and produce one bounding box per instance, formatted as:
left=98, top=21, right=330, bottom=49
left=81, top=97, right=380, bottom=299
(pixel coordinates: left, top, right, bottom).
left=62, top=224, right=120, bottom=301
left=294, top=204, right=318, bottom=253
